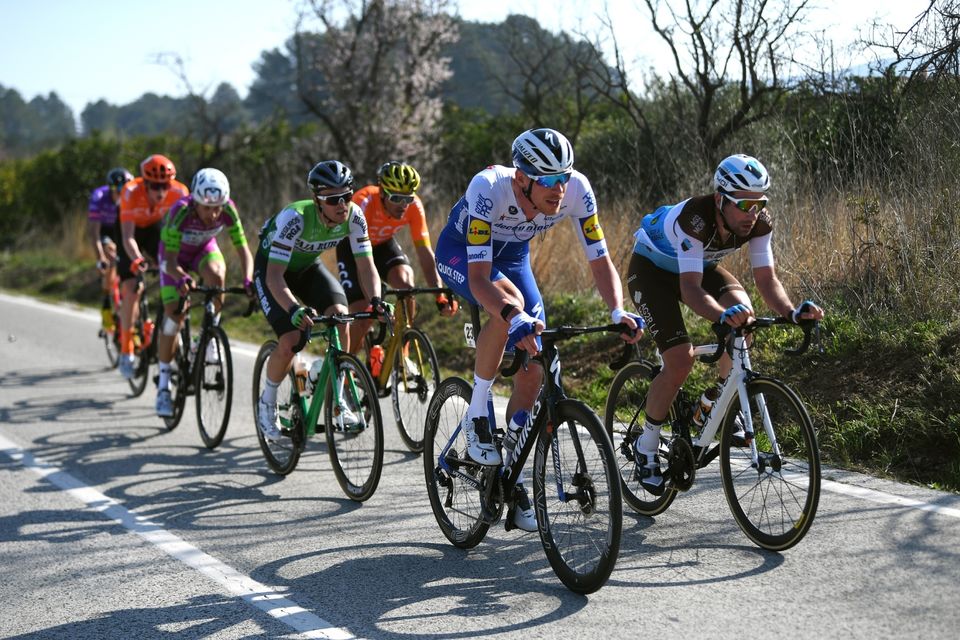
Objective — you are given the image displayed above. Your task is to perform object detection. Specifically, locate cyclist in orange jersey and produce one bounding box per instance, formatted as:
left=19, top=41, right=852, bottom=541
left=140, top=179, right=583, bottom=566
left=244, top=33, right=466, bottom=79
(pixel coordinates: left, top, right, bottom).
left=116, top=154, right=190, bottom=379
left=336, top=161, right=457, bottom=354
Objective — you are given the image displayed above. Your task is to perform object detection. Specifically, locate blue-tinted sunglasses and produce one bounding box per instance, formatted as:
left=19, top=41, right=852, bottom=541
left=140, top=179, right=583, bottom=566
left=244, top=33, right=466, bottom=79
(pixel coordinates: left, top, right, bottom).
left=527, top=172, right=572, bottom=188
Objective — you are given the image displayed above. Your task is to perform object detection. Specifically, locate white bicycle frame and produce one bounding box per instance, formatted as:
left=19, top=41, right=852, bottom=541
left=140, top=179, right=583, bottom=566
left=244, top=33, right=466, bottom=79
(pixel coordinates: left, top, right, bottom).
left=656, top=334, right=779, bottom=469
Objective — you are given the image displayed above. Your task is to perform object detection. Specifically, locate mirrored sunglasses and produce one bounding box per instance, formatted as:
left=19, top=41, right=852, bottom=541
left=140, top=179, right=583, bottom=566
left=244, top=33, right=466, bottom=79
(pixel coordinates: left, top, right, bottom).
left=722, top=192, right=768, bottom=214
left=527, top=172, right=572, bottom=188
left=382, top=188, right=415, bottom=205
left=147, top=181, right=170, bottom=191
left=317, top=190, right=353, bottom=206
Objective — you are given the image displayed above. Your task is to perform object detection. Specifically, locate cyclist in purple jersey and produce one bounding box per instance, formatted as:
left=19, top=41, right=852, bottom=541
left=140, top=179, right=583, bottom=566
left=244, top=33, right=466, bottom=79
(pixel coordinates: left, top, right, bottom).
left=88, top=168, right=133, bottom=332
left=154, top=168, right=254, bottom=418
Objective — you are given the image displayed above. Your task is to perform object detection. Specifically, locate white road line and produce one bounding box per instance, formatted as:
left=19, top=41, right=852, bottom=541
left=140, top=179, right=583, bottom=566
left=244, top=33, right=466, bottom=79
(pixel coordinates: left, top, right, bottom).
left=0, top=434, right=354, bottom=640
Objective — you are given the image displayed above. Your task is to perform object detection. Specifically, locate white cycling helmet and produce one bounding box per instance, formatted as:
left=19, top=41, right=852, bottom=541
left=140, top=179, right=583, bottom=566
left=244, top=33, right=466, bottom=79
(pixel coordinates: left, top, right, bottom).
left=511, top=128, right=574, bottom=176
left=190, top=168, right=230, bottom=206
left=714, top=154, right=770, bottom=193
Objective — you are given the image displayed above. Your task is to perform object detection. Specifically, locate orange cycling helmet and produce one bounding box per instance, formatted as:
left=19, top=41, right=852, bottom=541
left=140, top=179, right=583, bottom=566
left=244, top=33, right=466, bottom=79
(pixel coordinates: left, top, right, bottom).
left=140, top=154, right=177, bottom=183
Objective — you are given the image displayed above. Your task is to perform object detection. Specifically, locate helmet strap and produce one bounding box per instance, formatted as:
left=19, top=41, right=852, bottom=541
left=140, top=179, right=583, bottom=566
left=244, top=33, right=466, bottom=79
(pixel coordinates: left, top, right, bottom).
left=716, top=195, right=735, bottom=236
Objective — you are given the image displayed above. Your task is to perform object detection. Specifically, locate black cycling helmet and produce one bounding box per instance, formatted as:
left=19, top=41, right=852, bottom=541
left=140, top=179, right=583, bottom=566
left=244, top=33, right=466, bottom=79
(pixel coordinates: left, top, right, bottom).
left=307, top=160, right=354, bottom=194
left=106, top=167, right=134, bottom=189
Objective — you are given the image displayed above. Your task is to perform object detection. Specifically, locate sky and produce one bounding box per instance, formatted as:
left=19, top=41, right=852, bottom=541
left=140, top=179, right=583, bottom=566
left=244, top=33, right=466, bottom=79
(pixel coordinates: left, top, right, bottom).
left=0, top=0, right=931, bottom=122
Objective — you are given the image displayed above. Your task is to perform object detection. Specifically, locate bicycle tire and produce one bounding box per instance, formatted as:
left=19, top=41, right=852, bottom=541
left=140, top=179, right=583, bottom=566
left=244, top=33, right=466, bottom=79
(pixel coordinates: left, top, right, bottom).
left=391, top=327, right=439, bottom=453
left=162, top=327, right=189, bottom=431
left=423, top=376, right=494, bottom=549
left=324, top=351, right=384, bottom=502
left=604, top=360, right=678, bottom=515
left=719, top=376, right=821, bottom=551
left=196, top=326, right=233, bottom=449
left=534, top=399, right=622, bottom=594
left=102, top=314, right=121, bottom=368
left=252, top=340, right=303, bottom=475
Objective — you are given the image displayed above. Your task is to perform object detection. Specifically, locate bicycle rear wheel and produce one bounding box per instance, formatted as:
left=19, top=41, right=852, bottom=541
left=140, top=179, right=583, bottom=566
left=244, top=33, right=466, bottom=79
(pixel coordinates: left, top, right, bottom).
left=101, top=313, right=121, bottom=368
left=535, top=399, right=622, bottom=594
left=196, top=326, right=233, bottom=449
left=324, top=351, right=384, bottom=502
left=423, top=377, right=495, bottom=549
left=391, top=327, right=439, bottom=453
left=253, top=340, right=303, bottom=475
left=604, top=360, right=678, bottom=515
left=162, top=330, right=189, bottom=431
left=719, top=376, right=821, bottom=551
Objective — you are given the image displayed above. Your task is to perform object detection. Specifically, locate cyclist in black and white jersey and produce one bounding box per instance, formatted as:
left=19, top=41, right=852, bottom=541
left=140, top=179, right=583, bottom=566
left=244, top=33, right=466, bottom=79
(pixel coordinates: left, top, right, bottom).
left=626, top=154, right=824, bottom=494
left=435, top=127, right=643, bottom=531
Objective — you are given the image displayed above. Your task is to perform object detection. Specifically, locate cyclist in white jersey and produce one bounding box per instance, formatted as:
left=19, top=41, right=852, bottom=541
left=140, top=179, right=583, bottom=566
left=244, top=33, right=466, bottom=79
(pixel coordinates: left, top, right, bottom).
left=435, top=127, right=643, bottom=531
left=626, top=154, right=824, bottom=494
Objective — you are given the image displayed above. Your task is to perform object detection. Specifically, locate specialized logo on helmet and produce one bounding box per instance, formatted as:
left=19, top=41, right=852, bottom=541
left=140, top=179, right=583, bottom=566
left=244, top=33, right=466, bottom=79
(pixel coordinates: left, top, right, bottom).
left=581, top=214, right=604, bottom=243
left=467, top=218, right=491, bottom=245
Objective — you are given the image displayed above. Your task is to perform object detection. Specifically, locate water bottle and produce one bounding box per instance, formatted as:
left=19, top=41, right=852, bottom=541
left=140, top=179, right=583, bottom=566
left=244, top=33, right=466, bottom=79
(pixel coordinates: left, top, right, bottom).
left=142, top=318, right=155, bottom=349
left=692, top=385, right=721, bottom=429
left=307, top=357, right=324, bottom=393
left=293, top=354, right=310, bottom=396
left=369, top=345, right=385, bottom=378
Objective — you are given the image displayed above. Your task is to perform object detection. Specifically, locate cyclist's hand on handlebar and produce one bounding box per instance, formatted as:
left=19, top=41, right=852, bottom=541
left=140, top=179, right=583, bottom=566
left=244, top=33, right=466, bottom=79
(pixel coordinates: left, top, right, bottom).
left=791, top=299, right=824, bottom=324
left=719, top=303, right=754, bottom=328
left=435, top=293, right=458, bottom=316
left=96, top=259, right=109, bottom=273
left=130, top=256, right=147, bottom=276
left=369, top=296, right=394, bottom=320
left=506, top=311, right=543, bottom=355
left=289, top=305, right=315, bottom=330
left=176, top=275, right=194, bottom=297
left=243, top=277, right=255, bottom=299
left=611, top=308, right=644, bottom=344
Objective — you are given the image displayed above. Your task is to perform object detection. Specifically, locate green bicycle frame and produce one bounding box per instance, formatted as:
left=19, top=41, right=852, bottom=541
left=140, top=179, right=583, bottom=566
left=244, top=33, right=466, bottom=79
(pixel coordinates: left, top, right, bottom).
left=286, top=324, right=367, bottom=437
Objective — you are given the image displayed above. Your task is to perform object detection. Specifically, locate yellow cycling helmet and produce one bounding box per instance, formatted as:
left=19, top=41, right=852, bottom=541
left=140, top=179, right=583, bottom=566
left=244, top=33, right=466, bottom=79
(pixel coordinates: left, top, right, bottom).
left=377, top=161, right=421, bottom=195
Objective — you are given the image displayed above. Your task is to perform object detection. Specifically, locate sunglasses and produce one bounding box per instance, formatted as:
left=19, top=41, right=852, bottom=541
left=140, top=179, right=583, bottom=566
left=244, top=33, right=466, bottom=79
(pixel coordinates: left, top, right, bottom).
left=382, top=188, right=415, bottom=206
left=147, top=181, right=170, bottom=191
left=722, top=193, right=768, bottom=214
left=317, top=190, right=353, bottom=206
left=527, top=172, right=572, bottom=188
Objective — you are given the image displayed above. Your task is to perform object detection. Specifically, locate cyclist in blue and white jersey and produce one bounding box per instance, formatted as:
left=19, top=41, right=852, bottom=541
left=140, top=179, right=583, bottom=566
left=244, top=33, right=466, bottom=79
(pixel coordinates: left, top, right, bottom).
left=435, top=127, right=643, bottom=531
left=626, top=154, right=824, bottom=494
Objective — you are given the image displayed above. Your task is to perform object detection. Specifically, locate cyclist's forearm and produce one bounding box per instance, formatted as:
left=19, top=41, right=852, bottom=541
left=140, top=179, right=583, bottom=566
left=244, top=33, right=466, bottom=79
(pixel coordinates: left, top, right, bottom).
left=679, top=275, right=725, bottom=321
left=266, top=264, right=298, bottom=312
left=415, top=245, right=442, bottom=288
left=88, top=221, right=104, bottom=260
left=753, top=266, right=794, bottom=317
left=356, top=256, right=381, bottom=302
left=589, top=255, right=624, bottom=311
left=237, top=246, right=254, bottom=283
left=121, top=222, right=141, bottom=262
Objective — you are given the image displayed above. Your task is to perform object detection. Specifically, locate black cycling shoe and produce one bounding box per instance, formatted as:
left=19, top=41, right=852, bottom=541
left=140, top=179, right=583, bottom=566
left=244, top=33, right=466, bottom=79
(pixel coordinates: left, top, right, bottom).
left=633, top=451, right=665, bottom=496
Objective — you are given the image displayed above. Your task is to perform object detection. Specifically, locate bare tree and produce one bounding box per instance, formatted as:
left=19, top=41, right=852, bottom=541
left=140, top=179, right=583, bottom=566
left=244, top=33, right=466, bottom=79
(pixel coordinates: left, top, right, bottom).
left=293, top=0, right=458, bottom=177
left=864, top=1, right=957, bottom=82
left=588, top=0, right=812, bottom=164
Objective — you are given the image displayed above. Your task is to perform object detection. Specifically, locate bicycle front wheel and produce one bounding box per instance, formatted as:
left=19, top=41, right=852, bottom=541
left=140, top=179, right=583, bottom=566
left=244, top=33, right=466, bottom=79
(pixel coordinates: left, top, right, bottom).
left=253, top=340, right=303, bottom=475
left=604, top=360, right=678, bottom=516
left=324, top=351, right=384, bottom=502
left=719, top=376, right=821, bottom=551
left=535, top=399, right=622, bottom=594
left=196, top=326, right=233, bottom=449
left=423, top=376, right=493, bottom=549
left=391, top=327, right=440, bottom=453
left=101, top=313, right=120, bottom=368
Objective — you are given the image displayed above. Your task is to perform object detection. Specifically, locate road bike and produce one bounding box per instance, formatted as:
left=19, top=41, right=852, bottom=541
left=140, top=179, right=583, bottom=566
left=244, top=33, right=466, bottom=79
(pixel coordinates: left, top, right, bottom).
left=424, top=307, right=625, bottom=594
left=162, top=285, right=255, bottom=448
left=98, top=272, right=122, bottom=368
left=252, top=311, right=385, bottom=502
left=359, top=286, right=452, bottom=453
left=604, top=317, right=822, bottom=551
left=127, top=268, right=161, bottom=397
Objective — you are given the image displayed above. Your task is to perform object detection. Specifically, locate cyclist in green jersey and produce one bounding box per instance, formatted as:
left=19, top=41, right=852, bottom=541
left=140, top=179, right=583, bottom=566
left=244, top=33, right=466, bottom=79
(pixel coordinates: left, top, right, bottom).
left=253, top=160, right=387, bottom=442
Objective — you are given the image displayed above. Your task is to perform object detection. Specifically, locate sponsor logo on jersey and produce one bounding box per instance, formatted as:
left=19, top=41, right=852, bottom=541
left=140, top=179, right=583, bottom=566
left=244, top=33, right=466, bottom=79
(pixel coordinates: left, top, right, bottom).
left=582, top=191, right=596, bottom=214
left=681, top=239, right=692, bottom=252
left=437, top=261, right=466, bottom=284
left=473, top=194, right=494, bottom=216
left=467, top=248, right=488, bottom=261
left=467, top=218, right=491, bottom=245
left=581, top=214, right=604, bottom=243
left=690, top=215, right=706, bottom=233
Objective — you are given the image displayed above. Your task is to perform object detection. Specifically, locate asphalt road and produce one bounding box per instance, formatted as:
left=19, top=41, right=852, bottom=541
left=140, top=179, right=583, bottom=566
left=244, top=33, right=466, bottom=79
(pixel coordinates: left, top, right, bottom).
left=2, top=291, right=959, bottom=639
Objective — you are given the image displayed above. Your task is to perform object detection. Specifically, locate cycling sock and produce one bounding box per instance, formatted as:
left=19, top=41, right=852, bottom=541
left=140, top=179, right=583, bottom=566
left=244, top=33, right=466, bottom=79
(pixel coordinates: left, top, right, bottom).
left=468, top=375, right=493, bottom=421
left=121, top=328, right=134, bottom=355
left=158, top=362, right=171, bottom=390
left=638, top=417, right=665, bottom=455
left=262, top=377, right=280, bottom=404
